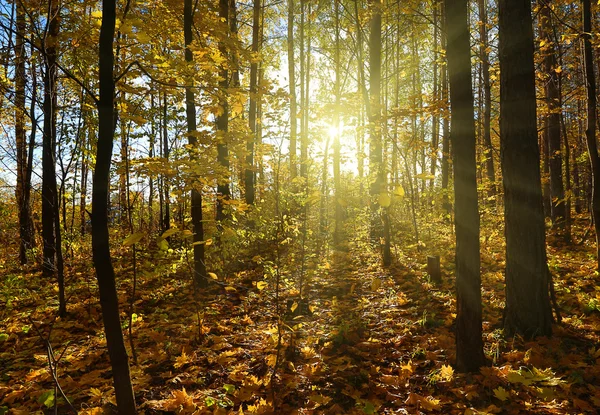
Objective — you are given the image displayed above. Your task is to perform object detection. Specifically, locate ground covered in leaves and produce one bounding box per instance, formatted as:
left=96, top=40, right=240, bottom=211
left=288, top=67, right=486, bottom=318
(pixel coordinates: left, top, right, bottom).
left=2, top=218, right=600, bottom=414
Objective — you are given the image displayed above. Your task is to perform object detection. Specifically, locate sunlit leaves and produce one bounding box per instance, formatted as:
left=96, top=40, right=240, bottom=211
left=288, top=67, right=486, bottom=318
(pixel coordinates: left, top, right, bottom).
left=122, top=232, right=144, bottom=246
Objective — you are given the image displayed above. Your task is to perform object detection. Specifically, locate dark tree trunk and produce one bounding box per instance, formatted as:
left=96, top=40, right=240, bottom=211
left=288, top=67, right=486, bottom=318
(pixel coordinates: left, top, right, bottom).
left=185, top=0, right=207, bottom=287
left=41, top=0, right=66, bottom=316
left=582, top=0, right=600, bottom=269
left=245, top=0, right=261, bottom=205
left=333, top=0, right=343, bottom=246
left=14, top=3, right=34, bottom=264
left=287, top=0, right=297, bottom=179
left=498, top=0, right=552, bottom=338
left=92, top=0, right=137, bottom=412
left=540, top=2, right=566, bottom=228
left=440, top=0, right=451, bottom=215
left=162, top=92, right=170, bottom=232
left=445, top=0, right=485, bottom=373
left=478, top=0, right=495, bottom=197
left=369, top=0, right=384, bottom=245
left=216, top=0, right=231, bottom=222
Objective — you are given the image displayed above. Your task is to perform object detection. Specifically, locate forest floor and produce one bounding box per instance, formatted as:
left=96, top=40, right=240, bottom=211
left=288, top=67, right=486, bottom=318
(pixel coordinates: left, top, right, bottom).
left=2, top=217, right=600, bottom=414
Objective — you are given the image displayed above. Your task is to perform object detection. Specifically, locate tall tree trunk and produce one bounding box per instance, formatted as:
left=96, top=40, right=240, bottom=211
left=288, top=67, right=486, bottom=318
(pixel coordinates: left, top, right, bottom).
left=498, top=0, right=552, bottom=338
left=440, top=0, right=451, bottom=215
left=445, top=0, right=485, bottom=372
left=42, top=0, right=66, bottom=316
left=300, top=0, right=310, bottom=179
left=478, top=0, right=495, bottom=197
left=245, top=0, right=261, bottom=205
left=369, top=0, right=386, bottom=264
left=92, top=0, right=137, bottom=411
left=429, top=0, right=440, bottom=194
left=216, top=0, right=231, bottom=222
left=333, top=0, right=342, bottom=246
left=185, top=0, right=207, bottom=287
left=14, top=3, right=34, bottom=264
left=582, top=0, right=600, bottom=269
left=540, top=1, right=566, bottom=229
left=287, top=0, right=298, bottom=179
left=162, top=92, right=170, bottom=232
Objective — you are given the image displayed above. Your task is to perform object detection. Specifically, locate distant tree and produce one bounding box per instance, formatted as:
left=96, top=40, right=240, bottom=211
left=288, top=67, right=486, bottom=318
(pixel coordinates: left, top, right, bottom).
left=445, top=0, right=485, bottom=372
left=540, top=0, right=566, bottom=229
left=498, top=0, right=552, bottom=337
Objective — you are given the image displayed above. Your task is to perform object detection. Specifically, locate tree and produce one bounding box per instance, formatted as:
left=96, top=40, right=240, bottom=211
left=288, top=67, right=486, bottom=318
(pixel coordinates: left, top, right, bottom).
left=41, top=0, right=66, bottom=316
left=216, top=0, right=231, bottom=223
left=245, top=0, right=261, bottom=206
left=185, top=0, right=207, bottom=287
left=445, top=0, right=485, bottom=372
left=582, top=0, right=600, bottom=269
left=287, top=0, right=298, bottom=179
left=14, top=1, right=35, bottom=265
left=92, top=0, right=137, bottom=411
left=477, top=0, right=495, bottom=197
left=540, top=0, right=566, bottom=229
left=498, top=0, right=552, bottom=338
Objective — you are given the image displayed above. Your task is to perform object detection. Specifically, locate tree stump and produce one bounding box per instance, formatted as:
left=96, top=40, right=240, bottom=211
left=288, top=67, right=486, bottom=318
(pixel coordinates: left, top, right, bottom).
left=427, top=255, right=441, bottom=284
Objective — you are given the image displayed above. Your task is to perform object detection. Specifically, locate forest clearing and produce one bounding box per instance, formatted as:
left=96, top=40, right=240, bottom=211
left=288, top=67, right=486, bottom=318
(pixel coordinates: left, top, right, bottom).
left=2, top=0, right=600, bottom=413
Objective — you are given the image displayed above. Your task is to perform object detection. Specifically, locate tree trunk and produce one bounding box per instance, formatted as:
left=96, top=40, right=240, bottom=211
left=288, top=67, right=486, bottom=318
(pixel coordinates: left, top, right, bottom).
left=288, top=0, right=298, bottom=179
left=185, top=0, right=207, bottom=287
left=245, top=0, right=261, bottom=205
left=582, top=0, right=600, bottom=269
left=14, top=3, right=34, bottom=264
left=216, top=0, right=231, bottom=223
left=93, top=0, right=137, bottom=411
left=498, top=0, right=552, bottom=338
left=540, top=1, right=566, bottom=229
left=333, top=0, right=342, bottom=246
left=369, top=0, right=384, bottom=245
left=478, top=0, right=495, bottom=197
left=440, top=1, right=451, bottom=215
left=445, top=0, right=485, bottom=372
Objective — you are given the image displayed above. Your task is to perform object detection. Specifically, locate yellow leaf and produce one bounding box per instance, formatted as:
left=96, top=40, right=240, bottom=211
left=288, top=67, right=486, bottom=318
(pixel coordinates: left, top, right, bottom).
left=91, top=10, right=102, bottom=18
left=290, top=301, right=298, bottom=313
left=493, top=386, right=510, bottom=401
left=122, top=232, right=144, bottom=246
left=371, top=278, right=382, bottom=291
left=440, top=364, right=454, bottom=381
left=378, top=192, right=391, bottom=207
left=174, top=351, right=191, bottom=369
left=394, top=185, right=405, bottom=198
left=208, top=272, right=218, bottom=280
left=256, top=281, right=268, bottom=290
left=225, top=286, right=237, bottom=292
left=159, top=228, right=179, bottom=240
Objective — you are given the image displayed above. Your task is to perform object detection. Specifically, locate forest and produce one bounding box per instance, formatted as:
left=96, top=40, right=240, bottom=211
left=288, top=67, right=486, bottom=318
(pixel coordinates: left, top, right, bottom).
left=2, top=0, right=600, bottom=413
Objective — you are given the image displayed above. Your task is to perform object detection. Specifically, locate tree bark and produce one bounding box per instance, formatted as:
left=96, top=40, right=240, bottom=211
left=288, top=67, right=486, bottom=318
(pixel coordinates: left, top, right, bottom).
left=498, top=0, right=552, bottom=338
left=288, top=0, right=298, bottom=179
left=246, top=0, right=261, bottom=205
left=93, top=0, right=137, bottom=411
left=540, top=1, right=566, bottom=228
left=216, top=0, right=231, bottom=223
left=478, top=0, right=495, bottom=197
left=185, top=0, right=207, bottom=287
left=14, top=2, right=34, bottom=264
left=582, top=0, right=600, bottom=269
left=445, top=0, right=485, bottom=372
